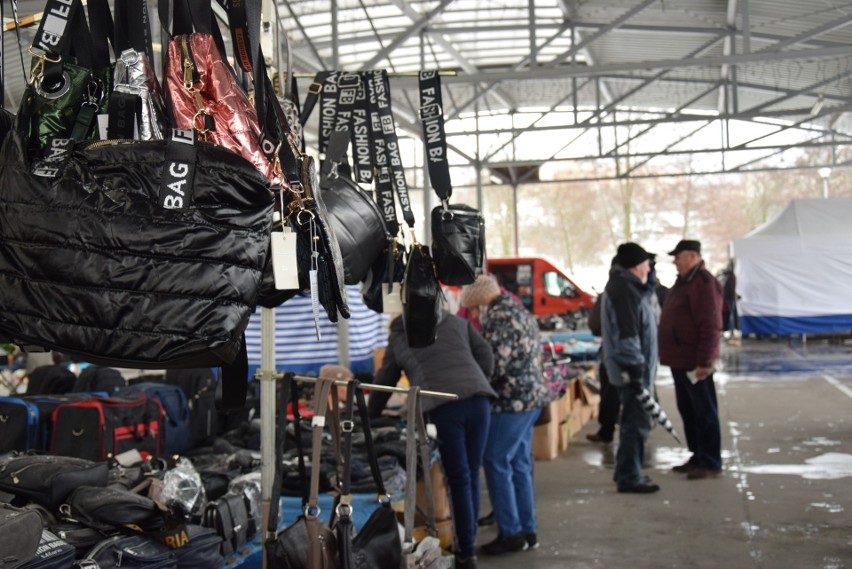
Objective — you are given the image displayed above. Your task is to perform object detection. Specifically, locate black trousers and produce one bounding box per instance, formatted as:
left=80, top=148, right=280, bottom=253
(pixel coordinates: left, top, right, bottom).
left=596, top=362, right=621, bottom=439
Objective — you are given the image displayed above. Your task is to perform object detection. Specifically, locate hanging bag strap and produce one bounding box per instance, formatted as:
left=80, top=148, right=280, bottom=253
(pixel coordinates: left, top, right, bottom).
left=300, top=70, right=332, bottom=128
left=30, top=0, right=94, bottom=88
left=306, top=377, right=337, bottom=567
left=338, top=381, right=391, bottom=506
left=266, top=372, right=294, bottom=540
left=403, top=386, right=438, bottom=546
left=372, top=70, right=416, bottom=231
left=113, top=0, right=155, bottom=63
left=349, top=75, right=373, bottom=185
left=320, top=70, right=364, bottom=185
left=418, top=70, right=453, bottom=203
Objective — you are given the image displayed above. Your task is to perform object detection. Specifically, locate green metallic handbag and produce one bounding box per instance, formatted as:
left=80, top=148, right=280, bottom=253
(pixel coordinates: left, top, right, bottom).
left=23, top=0, right=112, bottom=153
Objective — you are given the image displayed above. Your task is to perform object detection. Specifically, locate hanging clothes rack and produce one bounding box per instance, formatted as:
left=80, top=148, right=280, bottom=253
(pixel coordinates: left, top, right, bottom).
left=280, top=372, right=459, bottom=401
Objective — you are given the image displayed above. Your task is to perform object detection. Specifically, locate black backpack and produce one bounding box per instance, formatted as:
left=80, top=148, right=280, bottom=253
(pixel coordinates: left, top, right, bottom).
left=71, top=366, right=125, bottom=395
left=26, top=365, right=76, bottom=395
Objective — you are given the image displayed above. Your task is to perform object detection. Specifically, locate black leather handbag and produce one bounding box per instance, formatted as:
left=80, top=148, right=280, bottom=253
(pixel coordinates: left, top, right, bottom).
left=321, top=130, right=389, bottom=286
left=419, top=71, right=485, bottom=286
left=202, top=491, right=249, bottom=556
left=334, top=382, right=402, bottom=569
left=430, top=203, right=485, bottom=286
left=402, top=244, right=442, bottom=348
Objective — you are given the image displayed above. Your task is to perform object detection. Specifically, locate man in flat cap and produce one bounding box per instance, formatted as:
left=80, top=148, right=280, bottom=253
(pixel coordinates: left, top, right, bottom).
left=658, top=239, right=724, bottom=479
left=601, top=242, right=660, bottom=493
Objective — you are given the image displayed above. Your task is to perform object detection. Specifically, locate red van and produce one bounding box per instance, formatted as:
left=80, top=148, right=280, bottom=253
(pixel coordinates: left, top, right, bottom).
left=487, top=257, right=596, bottom=329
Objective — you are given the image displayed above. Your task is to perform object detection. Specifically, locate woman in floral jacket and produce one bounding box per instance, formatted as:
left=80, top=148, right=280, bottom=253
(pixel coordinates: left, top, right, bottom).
left=460, top=275, right=547, bottom=556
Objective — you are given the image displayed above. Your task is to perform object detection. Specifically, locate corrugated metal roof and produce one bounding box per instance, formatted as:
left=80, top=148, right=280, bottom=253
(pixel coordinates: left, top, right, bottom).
left=2, top=0, right=850, bottom=180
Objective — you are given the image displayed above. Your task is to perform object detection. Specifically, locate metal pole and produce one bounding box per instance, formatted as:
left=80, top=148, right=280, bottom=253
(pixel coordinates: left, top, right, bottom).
left=818, top=167, right=832, bottom=199
left=259, top=307, right=277, bottom=569
left=284, top=373, right=459, bottom=401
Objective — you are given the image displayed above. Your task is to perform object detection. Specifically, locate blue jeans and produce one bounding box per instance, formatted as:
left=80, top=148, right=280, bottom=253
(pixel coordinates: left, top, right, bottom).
left=614, top=385, right=651, bottom=488
left=483, top=409, right=541, bottom=537
left=429, top=396, right=491, bottom=558
left=671, top=368, right=722, bottom=471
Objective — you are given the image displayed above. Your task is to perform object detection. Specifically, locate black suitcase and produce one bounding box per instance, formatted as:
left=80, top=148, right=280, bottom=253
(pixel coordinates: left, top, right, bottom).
left=0, top=397, right=40, bottom=452
left=50, top=394, right=165, bottom=461
left=164, top=368, right=220, bottom=446
left=25, top=393, right=108, bottom=453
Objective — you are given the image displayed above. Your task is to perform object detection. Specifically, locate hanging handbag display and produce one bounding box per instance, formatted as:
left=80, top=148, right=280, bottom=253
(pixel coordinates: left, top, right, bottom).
left=0, top=125, right=273, bottom=370
left=418, top=71, right=485, bottom=286
left=402, top=244, right=442, bottom=348
left=333, top=382, right=402, bottom=569
left=266, top=375, right=340, bottom=569
left=245, top=29, right=348, bottom=322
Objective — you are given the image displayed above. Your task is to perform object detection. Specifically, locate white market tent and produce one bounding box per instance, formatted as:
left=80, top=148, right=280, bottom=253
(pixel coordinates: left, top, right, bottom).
left=732, top=197, right=852, bottom=336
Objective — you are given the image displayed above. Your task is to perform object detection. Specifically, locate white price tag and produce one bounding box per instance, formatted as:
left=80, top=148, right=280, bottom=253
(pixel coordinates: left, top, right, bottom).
left=382, top=283, right=403, bottom=314
left=97, top=114, right=109, bottom=140
left=271, top=231, right=300, bottom=290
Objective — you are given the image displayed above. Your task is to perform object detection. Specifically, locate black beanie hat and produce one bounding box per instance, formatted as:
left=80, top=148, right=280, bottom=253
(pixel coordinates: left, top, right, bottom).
left=616, top=242, right=651, bottom=269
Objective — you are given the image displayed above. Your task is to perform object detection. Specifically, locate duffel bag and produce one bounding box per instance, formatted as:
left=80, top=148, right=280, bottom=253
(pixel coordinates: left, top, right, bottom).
left=18, top=530, right=75, bottom=569
left=172, top=525, right=223, bottom=569
left=76, top=535, right=177, bottom=568
left=61, top=485, right=167, bottom=534
left=0, top=124, right=273, bottom=370
left=50, top=394, right=164, bottom=462
left=0, top=504, right=42, bottom=569
left=0, top=454, right=108, bottom=510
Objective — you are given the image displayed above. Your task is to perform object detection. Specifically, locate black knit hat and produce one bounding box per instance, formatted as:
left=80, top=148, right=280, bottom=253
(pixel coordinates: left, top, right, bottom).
left=668, top=239, right=701, bottom=256
left=616, top=242, right=651, bottom=268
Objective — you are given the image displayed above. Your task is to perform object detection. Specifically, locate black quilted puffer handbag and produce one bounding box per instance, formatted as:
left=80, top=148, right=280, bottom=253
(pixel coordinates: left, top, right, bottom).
left=0, top=125, right=273, bottom=369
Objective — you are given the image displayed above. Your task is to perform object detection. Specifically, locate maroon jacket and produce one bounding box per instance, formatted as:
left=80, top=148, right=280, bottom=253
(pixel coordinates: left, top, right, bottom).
left=658, top=262, right=723, bottom=370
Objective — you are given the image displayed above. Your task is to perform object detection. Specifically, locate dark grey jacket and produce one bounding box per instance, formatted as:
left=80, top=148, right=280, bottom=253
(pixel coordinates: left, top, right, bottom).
left=367, top=313, right=496, bottom=416
left=601, top=266, right=658, bottom=389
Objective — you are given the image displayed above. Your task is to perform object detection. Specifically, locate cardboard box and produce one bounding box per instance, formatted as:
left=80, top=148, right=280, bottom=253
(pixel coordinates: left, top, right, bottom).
left=411, top=518, right=455, bottom=550
left=558, top=419, right=572, bottom=451
left=533, top=412, right=561, bottom=460
left=393, top=459, right=453, bottom=527
left=555, top=380, right=576, bottom=423
left=570, top=398, right=584, bottom=435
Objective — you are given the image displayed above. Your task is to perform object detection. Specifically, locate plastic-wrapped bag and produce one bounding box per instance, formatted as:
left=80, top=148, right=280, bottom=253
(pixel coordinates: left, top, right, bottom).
left=162, top=458, right=206, bottom=517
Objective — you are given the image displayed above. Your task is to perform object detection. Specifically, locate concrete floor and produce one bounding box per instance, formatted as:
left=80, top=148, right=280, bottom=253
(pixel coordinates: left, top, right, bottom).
left=475, top=337, right=852, bottom=569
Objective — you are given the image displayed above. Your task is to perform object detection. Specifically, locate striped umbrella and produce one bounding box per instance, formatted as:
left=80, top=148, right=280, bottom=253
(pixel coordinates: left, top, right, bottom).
left=636, top=387, right=682, bottom=445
